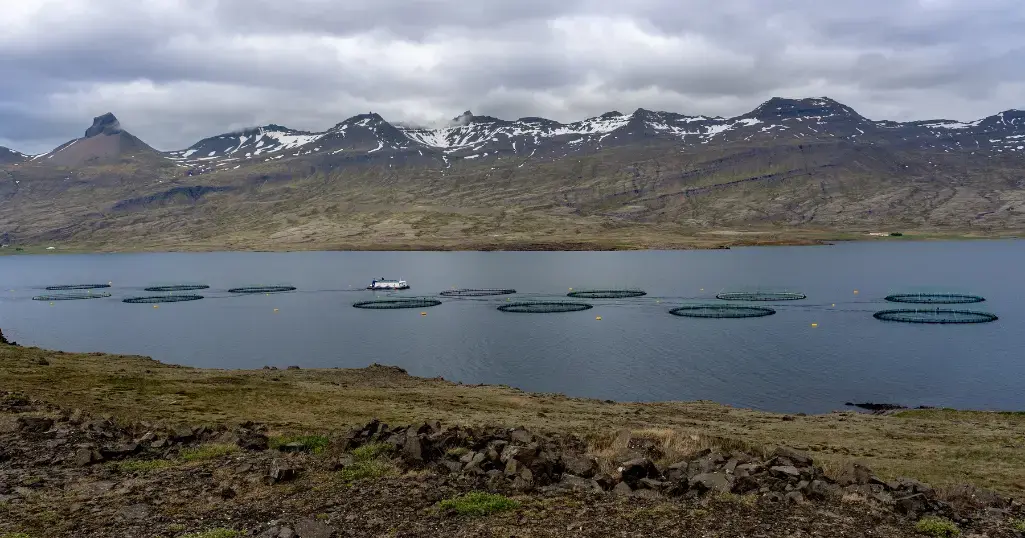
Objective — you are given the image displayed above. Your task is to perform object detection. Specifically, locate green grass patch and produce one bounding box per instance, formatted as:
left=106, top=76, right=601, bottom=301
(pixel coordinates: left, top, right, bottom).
left=269, top=434, right=330, bottom=454
left=180, top=443, right=240, bottom=462
left=915, top=516, right=960, bottom=537
left=108, top=459, right=173, bottom=474
left=180, top=530, right=242, bottom=538
left=351, top=442, right=392, bottom=462
left=338, top=460, right=397, bottom=482
left=437, top=492, right=520, bottom=517
left=1, top=534, right=32, bottom=538
left=1011, top=519, right=1025, bottom=532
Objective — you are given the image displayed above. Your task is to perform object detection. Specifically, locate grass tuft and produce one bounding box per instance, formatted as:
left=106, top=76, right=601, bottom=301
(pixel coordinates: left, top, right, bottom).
left=445, top=447, right=470, bottom=458
left=108, top=459, right=173, bottom=474
left=180, top=530, right=242, bottom=538
left=338, top=460, right=397, bottom=482
left=352, top=442, right=392, bottom=462
left=437, top=492, right=520, bottom=517
left=915, top=516, right=960, bottom=537
left=1011, top=518, right=1025, bottom=532
left=180, top=443, right=240, bottom=462
left=269, top=434, right=330, bottom=454
left=1, top=534, right=32, bottom=538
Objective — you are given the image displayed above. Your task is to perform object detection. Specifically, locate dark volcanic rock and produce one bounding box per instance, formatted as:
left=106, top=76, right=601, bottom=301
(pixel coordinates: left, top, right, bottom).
left=84, top=112, right=122, bottom=138
left=17, top=417, right=54, bottom=433
left=617, top=458, right=659, bottom=487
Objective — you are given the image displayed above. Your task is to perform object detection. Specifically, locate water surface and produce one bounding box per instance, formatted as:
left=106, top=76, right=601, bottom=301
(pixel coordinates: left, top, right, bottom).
left=1, top=241, right=1022, bottom=414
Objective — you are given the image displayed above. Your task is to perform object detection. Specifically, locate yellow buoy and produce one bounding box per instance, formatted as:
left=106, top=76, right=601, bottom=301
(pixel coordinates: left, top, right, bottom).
left=49, top=302, right=54, bottom=306
left=273, top=308, right=279, bottom=312
left=853, top=290, right=859, bottom=294
left=153, top=305, right=158, bottom=309
left=421, top=312, right=427, bottom=316
left=569, top=287, right=573, bottom=291
left=811, top=323, right=818, bottom=327
left=596, top=316, right=602, bottom=320
left=831, top=303, right=835, bottom=307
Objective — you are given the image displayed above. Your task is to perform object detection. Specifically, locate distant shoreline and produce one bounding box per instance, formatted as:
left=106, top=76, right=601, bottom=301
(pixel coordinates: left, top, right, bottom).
left=2, top=230, right=1020, bottom=255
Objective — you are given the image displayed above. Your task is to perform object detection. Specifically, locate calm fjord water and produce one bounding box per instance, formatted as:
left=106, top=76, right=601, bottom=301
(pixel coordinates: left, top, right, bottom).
left=1, top=241, right=1022, bottom=414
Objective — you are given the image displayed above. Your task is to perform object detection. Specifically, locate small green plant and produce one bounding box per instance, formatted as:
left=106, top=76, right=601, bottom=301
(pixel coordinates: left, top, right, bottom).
left=180, top=529, right=242, bottom=538
left=1011, top=518, right=1025, bottom=532
left=168, top=523, right=187, bottom=532
left=915, top=516, right=960, bottom=537
left=179, top=443, right=240, bottom=462
left=1, top=533, right=32, bottom=538
left=315, top=513, right=329, bottom=521
left=351, top=442, right=392, bottom=462
left=269, top=434, right=330, bottom=454
left=108, top=459, right=173, bottom=474
left=338, top=460, right=396, bottom=482
left=445, top=447, right=470, bottom=458
left=437, top=492, right=520, bottom=517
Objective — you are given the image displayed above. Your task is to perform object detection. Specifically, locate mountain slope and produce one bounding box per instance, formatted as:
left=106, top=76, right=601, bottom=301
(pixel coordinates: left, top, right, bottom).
left=28, top=113, right=163, bottom=167
left=0, top=146, right=27, bottom=165
left=1, top=98, right=1023, bottom=250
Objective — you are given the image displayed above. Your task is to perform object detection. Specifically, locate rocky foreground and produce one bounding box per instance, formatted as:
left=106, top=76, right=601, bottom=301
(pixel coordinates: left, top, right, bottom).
left=2, top=392, right=1024, bottom=538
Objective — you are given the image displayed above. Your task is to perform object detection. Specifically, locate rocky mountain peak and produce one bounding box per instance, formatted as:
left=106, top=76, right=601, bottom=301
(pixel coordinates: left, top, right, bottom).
left=747, top=97, right=861, bottom=121
left=84, top=113, right=122, bottom=138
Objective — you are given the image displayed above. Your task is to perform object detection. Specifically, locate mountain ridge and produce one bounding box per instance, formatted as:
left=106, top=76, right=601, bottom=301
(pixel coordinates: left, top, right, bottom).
left=1, top=96, right=1023, bottom=251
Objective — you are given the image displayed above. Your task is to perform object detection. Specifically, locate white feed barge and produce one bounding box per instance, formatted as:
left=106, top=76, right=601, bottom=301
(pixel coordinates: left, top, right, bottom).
left=367, top=279, right=409, bottom=290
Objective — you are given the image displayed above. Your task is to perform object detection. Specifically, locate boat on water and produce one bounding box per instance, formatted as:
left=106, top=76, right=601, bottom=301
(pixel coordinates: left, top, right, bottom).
left=367, top=278, right=409, bottom=290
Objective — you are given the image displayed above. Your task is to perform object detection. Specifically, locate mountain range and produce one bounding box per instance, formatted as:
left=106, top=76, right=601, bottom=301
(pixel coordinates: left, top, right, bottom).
left=2, top=97, right=1023, bottom=250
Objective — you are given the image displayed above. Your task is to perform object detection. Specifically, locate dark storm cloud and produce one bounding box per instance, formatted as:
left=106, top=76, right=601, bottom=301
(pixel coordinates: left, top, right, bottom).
left=0, top=0, right=1022, bottom=153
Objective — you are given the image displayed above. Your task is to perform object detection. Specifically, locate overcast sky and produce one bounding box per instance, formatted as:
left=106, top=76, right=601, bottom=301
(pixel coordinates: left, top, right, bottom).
left=1, top=0, right=1023, bottom=153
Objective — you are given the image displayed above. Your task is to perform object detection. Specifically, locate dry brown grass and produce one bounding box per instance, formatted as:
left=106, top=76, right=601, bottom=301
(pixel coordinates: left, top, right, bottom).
left=2, top=344, right=1024, bottom=497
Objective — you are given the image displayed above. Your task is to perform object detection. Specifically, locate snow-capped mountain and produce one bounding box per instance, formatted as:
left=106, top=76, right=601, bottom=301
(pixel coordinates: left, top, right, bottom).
left=162, top=97, right=1024, bottom=171
left=7, top=98, right=1023, bottom=173
left=0, top=146, right=27, bottom=165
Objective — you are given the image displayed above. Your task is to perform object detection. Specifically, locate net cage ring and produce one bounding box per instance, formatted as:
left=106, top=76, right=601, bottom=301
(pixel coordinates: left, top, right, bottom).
left=353, top=298, right=443, bottom=309
left=32, top=292, right=112, bottom=301
left=228, top=286, right=297, bottom=294
left=145, top=285, right=211, bottom=292
left=669, top=305, right=777, bottom=318
left=439, top=288, right=517, bottom=297
left=45, top=284, right=111, bottom=291
left=497, top=301, right=594, bottom=313
left=884, top=293, right=985, bottom=304
left=872, top=309, right=998, bottom=324
left=122, top=295, right=204, bottom=304
left=715, top=291, right=806, bottom=301
left=566, top=289, right=647, bottom=299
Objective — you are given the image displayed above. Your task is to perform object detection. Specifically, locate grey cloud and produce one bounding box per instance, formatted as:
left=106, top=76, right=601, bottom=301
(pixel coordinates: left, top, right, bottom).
left=0, top=0, right=1023, bottom=154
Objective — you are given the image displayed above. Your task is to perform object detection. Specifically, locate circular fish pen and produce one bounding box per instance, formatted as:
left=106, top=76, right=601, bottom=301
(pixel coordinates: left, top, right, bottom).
left=669, top=305, right=776, bottom=318
left=497, top=301, right=593, bottom=313
left=439, top=288, right=517, bottom=297
left=884, top=293, right=985, bottom=304
left=32, top=292, right=112, bottom=301
left=45, top=284, right=111, bottom=291
left=567, top=289, right=647, bottom=299
left=716, top=291, right=806, bottom=301
left=873, top=309, right=998, bottom=324
left=145, top=285, right=210, bottom=292
left=353, top=298, right=442, bottom=310
left=228, top=286, right=297, bottom=294
left=123, top=295, right=204, bottom=304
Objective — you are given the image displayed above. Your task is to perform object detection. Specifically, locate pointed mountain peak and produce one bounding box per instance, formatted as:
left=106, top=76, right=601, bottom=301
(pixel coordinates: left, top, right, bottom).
left=84, top=112, right=122, bottom=138
left=600, top=111, right=624, bottom=118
